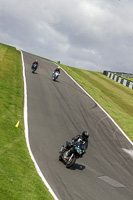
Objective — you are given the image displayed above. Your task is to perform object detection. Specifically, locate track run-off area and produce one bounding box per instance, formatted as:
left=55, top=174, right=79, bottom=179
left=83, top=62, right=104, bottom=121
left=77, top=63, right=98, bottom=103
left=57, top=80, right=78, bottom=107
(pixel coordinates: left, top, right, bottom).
left=22, top=51, right=133, bottom=200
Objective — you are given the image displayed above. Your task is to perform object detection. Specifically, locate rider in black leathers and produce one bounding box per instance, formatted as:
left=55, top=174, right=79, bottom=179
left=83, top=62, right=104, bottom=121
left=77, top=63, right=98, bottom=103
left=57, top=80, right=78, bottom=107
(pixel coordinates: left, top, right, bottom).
left=31, top=60, right=39, bottom=70
left=53, top=66, right=61, bottom=75
left=65, top=131, right=89, bottom=152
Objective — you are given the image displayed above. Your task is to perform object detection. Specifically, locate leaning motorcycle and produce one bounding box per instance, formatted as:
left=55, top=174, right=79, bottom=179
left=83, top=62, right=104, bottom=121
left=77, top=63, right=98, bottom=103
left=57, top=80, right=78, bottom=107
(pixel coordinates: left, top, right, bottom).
left=52, top=72, right=59, bottom=81
left=31, top=64, right=37, bottom=73
left=59, top=141, right=86, bottom=168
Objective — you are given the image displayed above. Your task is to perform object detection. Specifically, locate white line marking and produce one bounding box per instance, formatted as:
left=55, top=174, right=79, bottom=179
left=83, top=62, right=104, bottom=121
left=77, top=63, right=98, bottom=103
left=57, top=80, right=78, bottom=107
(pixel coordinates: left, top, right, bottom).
left=99, top=176, right=126, bottom=188
left=21, top=51, right=59, bottom=200
left=55, top=63, right=133, bottom=146
left=122, top=148, right=133, bottom=159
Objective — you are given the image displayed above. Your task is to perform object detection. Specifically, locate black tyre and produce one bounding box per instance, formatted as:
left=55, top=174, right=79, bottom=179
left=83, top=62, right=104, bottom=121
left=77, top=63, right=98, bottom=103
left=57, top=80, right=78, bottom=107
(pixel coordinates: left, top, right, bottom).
left=66, top=155, right=76, bottom=168
left=59, top=155, right=63, bottom=161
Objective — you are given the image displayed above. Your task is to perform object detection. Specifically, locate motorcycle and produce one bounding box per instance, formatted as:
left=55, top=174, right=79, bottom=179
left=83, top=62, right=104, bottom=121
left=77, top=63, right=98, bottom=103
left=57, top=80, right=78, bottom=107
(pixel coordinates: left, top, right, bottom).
left=59, top=140, right=86, bottom=168
left=31, top=64, right=38, bottom=73
left=52, top=72, right=59, bottom=81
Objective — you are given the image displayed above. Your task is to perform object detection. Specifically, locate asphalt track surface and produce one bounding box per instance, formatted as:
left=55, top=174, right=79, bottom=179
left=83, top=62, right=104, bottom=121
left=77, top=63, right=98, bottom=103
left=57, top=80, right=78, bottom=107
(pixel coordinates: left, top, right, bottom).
left=23, top=51, right=133, bottom=200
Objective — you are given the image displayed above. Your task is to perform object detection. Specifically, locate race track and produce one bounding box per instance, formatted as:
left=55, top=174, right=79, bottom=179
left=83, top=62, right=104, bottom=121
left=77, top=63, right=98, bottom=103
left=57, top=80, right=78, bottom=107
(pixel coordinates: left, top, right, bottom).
left=23, top=51, right=133, bottom=200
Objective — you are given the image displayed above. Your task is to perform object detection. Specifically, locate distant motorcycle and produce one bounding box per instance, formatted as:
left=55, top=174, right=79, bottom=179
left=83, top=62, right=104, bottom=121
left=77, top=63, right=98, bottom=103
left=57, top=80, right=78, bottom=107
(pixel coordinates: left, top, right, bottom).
left=31, top=64, right=38, bottom=73
left=59, top=140, right=86, bottom=168
left=52, top=72, right=59, bottom=81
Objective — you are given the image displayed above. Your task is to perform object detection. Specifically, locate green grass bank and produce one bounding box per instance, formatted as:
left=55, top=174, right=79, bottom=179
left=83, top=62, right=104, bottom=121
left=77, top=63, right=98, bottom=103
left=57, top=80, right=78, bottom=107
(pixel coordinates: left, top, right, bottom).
left=0, top=43, right=54, bottom=200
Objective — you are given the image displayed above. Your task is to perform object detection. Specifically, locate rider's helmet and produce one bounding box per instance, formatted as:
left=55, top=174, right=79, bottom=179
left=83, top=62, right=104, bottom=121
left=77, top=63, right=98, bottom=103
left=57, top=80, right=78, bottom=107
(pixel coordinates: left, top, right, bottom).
left=36, top=60, right=38, bottom=63
left=82, top=131, right=89, bottom=141
left=57, top=66, right=61, bottom=69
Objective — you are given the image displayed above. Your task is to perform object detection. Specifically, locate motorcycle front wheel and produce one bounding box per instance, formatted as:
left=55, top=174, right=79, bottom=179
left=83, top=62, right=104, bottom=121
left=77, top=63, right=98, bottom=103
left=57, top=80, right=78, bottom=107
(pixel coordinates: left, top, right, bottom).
left=66, top=155, right=76, bottom=168
left=59, top=155, right=63, bottom=161
left=32, top=68, right=36, bottom=73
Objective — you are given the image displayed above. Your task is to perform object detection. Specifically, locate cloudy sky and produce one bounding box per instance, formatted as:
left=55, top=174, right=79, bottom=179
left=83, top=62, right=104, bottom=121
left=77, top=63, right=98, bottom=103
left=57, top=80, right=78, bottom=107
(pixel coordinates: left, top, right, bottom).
left=1, top=0, right=133, bottom=73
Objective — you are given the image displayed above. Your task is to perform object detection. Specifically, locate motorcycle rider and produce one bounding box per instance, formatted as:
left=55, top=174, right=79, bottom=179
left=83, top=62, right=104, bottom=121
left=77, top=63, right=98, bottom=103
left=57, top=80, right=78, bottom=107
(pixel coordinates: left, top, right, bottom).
left=65, top=131, right=89, bottom=154
left=53, top=66, right=61, bottom=76
left=31, top=60, right=39, bottom=70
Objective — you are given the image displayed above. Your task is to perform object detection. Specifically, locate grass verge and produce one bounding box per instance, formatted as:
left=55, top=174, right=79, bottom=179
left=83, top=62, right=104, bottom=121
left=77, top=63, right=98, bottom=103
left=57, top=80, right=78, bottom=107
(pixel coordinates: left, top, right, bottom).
left=58, top=64, right=133, bottom=142
left=0, top=43, right=54, bottom=200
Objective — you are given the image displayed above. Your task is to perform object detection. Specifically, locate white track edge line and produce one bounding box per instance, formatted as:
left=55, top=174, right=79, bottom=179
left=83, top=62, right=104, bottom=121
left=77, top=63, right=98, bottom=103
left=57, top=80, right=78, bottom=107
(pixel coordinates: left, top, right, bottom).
left=21, top=51, right=59, bottom=200
left=55, top=63, right=133, bottom=146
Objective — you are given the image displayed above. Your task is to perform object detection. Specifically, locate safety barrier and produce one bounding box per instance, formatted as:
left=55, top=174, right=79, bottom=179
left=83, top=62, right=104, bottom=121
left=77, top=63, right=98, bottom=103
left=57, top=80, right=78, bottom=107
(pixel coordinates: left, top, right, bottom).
left=104, top=71, right=133, bottom=89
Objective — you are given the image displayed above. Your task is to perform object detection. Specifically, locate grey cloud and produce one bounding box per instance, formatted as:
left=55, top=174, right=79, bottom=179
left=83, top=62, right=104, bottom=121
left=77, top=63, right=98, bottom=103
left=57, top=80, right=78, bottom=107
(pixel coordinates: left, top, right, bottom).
left=0, top=0, right=133, bottom=73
